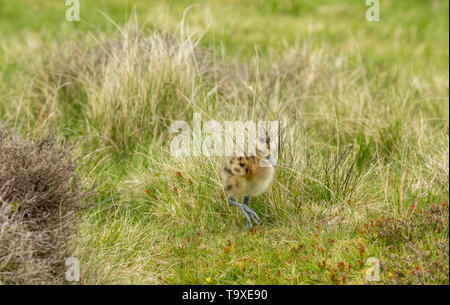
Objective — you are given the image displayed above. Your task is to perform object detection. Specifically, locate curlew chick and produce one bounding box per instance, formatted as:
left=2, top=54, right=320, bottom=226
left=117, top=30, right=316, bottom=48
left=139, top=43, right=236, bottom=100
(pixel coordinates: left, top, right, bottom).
left=222, top=133, right=276, bottom=229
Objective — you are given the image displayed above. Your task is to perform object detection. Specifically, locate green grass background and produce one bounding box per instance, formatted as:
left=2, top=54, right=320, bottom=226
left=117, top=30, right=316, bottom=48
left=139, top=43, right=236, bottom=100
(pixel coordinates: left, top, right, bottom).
left=0, top=0, right=448, bottom=284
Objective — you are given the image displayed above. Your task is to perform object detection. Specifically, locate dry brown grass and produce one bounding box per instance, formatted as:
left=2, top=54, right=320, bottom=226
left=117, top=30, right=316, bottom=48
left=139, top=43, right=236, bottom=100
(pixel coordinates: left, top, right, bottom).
left=0, top=128, right=89, bottom=284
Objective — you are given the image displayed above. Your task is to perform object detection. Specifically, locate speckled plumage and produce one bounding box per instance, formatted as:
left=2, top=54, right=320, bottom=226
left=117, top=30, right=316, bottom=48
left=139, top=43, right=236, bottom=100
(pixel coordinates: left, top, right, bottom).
left=222, top=155, right=275, bottom=199
left=222, top=134, right=276, bottom=228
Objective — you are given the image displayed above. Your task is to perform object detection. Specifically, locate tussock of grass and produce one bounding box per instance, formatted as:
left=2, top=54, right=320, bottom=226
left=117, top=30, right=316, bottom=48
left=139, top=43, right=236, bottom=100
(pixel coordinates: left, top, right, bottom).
left=19, top=26, right=203, bottom=154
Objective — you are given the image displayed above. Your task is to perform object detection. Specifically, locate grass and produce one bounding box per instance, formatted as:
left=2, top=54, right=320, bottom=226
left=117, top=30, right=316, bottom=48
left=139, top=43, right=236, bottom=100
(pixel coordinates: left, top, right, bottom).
left=0, top=0, right=448, bottom=284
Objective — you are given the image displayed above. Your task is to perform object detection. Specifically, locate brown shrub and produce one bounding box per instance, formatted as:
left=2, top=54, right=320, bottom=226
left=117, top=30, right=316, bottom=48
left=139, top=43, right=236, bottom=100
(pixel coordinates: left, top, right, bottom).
left=0, top=128, right=89, bottom=284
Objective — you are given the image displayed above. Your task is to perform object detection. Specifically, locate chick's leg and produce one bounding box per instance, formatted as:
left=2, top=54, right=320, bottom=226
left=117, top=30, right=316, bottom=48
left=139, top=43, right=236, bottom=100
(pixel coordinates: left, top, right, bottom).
left=242, top=196, right=261, bottom=224
left=228, top=197, right=253, bottom=229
